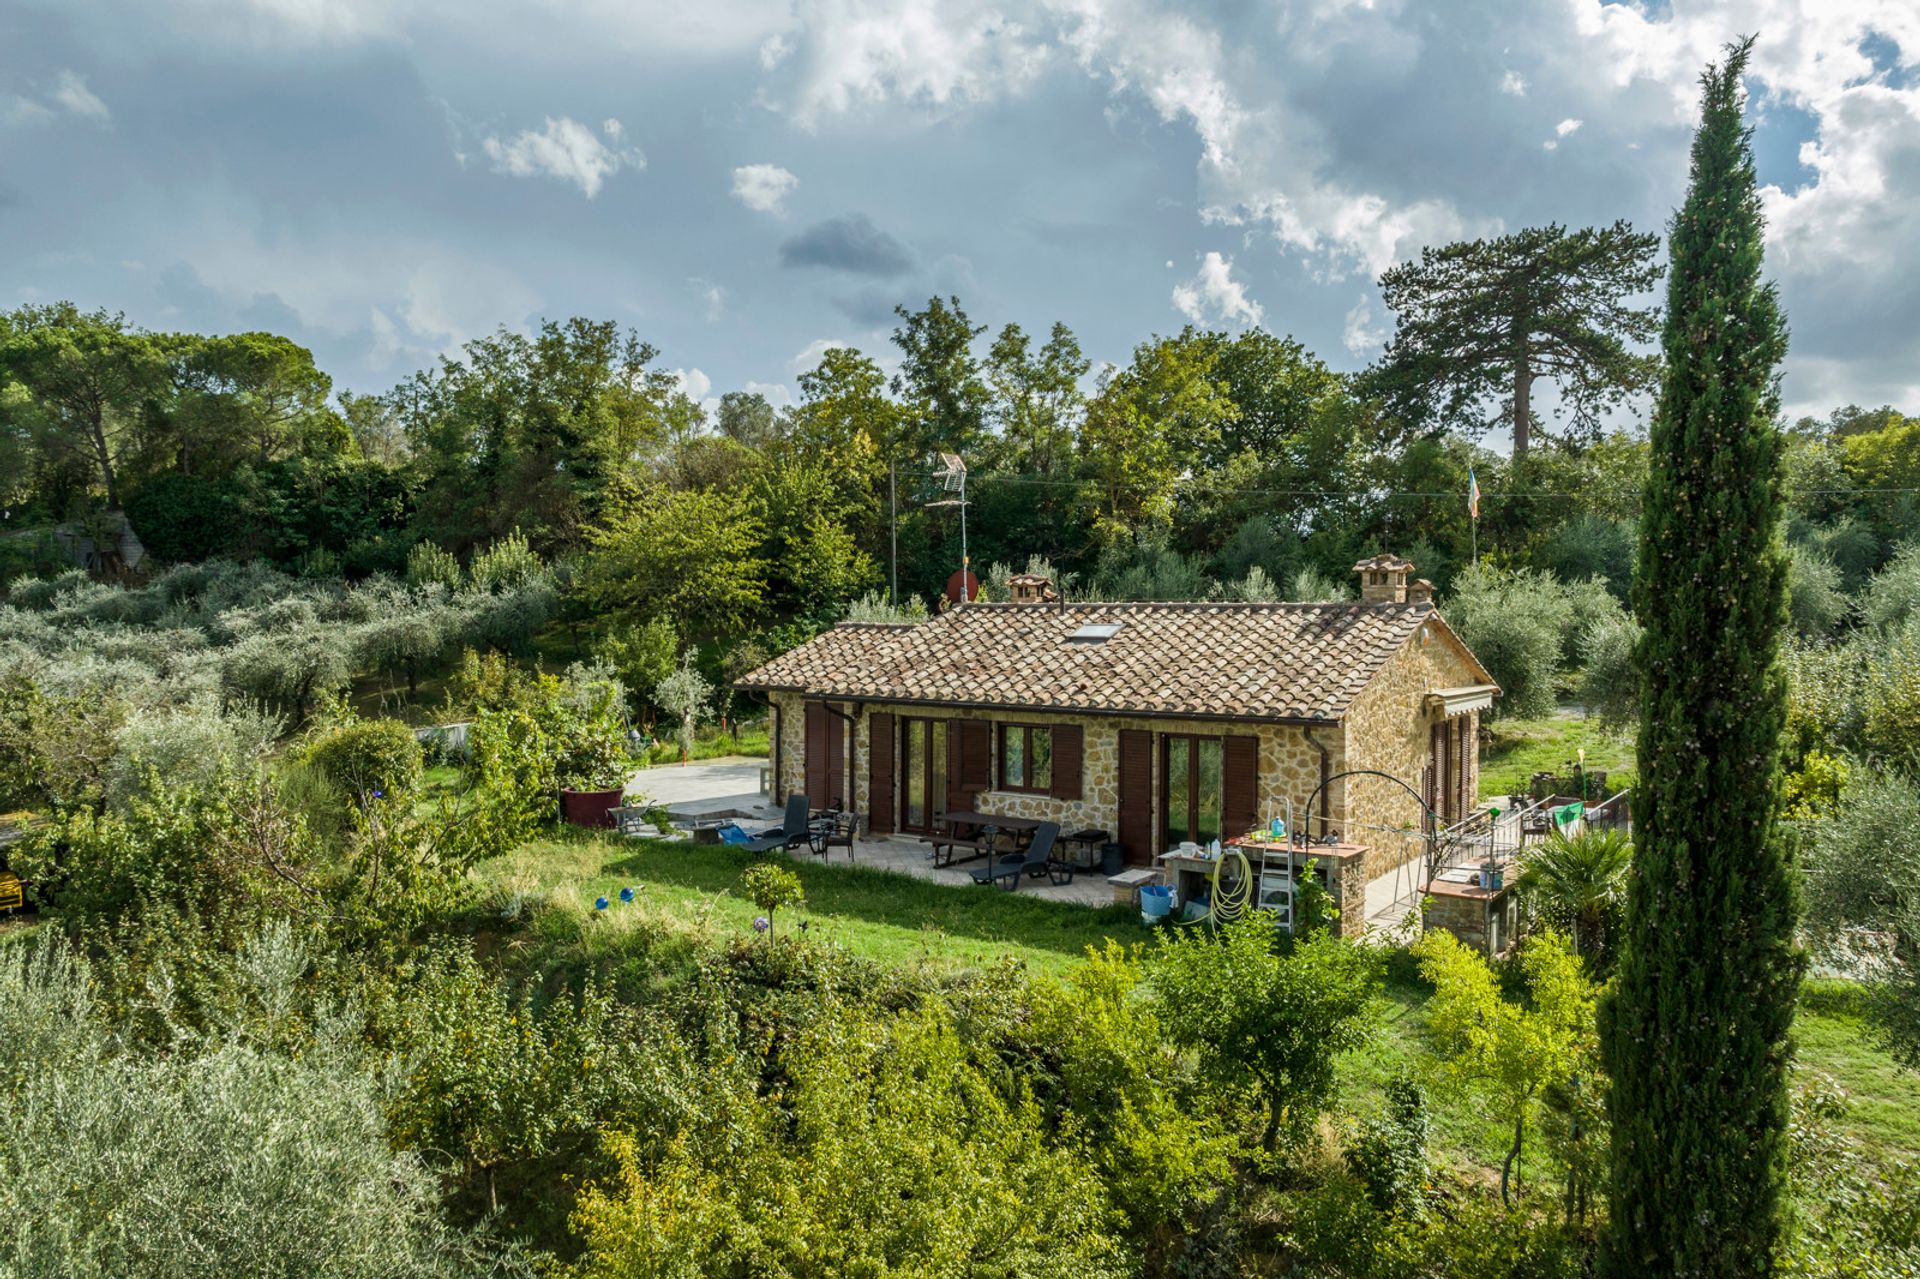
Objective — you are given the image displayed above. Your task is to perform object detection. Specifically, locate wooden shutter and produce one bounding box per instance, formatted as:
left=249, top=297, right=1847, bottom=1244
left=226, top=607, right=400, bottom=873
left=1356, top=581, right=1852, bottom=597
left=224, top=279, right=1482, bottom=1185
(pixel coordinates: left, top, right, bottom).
left=1222, top=734, right=1259, bottom=841
left=956, top=720, right=991, bottom=805
left=804, top=702, right=828, bottom=802
left=1049, top=724, right=1083, bottom=801
left=868, top=712, right=895, bottom=834
left=825, top=709, right=847, bottom=809
left=1427, top=721, right=1445, bottom=819
left=1117, top=729, right=1153, bottom=865
left=1454, top=716, right=1472, bottom=821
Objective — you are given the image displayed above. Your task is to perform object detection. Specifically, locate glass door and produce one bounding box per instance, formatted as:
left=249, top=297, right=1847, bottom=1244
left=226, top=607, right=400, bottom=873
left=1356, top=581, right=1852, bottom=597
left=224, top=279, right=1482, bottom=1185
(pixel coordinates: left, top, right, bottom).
left=900, top=718, right=946, bottom=834
left=1163, top=735, right=1224, bottom=850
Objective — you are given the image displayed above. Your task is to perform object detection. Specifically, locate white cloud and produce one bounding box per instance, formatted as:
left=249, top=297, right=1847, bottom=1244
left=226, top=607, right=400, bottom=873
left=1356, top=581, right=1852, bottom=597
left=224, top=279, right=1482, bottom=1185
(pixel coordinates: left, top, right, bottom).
left=1342, top=294, right=1385, bottom=356
left=480, top=116, right=643, bottom=197
left=1, top=96, right=55, bottom=128
left=3, top=70, right=112, bottom=128
left=1500, top=69, right=1526, bottom=96
left=53, top=72, right=110, bottom=122
left=692, top=278, right=727, bottom=321
left=671, top=367, right=713, bottom=401
left=731, top=162, right=799, bottom=214
left=789, top=336, right=853, bottom=373
left=1564, top=0, right=1920, bottom=415
left=744, top=379, right=793, bottom=407
left=1171, top=251, right=1263, bottom=328
left=1554, top=117, right=1582, bottom=136
left=766, top=0, right=1053, bottom=128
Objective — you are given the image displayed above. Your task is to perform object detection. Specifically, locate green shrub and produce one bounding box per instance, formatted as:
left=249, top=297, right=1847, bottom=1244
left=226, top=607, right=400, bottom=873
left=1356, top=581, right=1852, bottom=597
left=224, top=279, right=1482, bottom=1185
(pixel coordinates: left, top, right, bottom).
left=566, top=1000, right=1129, bottom=1279
left=1444, top=565, right=1572, bottom=719
left=1347, top=1071, right=1431, bottom=1215
left=406, top=540, right=464, bottom=591
left=469, top=530, right=544, bottom=594
left=741, top=862, right=804, bottom=937
left=0, top=934, right=518, bottom=1279
left=1787, top=542, right=1849, bottom=638
left=304, top=714, right=424, bottom=803
left=1154, top=918, right=1379, bottom=1152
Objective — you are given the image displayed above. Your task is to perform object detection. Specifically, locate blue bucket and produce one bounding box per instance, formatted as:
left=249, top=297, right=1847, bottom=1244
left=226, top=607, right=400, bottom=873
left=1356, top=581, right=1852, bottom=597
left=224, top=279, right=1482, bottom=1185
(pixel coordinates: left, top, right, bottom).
left=1139, top=884, right=1175, bottom=919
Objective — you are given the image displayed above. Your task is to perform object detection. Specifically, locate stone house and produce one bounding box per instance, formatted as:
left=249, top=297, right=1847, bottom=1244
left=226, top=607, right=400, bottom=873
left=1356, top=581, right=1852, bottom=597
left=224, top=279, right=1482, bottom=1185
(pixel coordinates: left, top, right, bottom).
left=736, top=555, right=1498, bottom=878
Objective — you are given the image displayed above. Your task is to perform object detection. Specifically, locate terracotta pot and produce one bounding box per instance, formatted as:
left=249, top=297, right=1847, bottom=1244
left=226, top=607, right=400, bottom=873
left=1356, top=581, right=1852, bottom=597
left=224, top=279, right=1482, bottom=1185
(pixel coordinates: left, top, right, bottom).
left=560, top=786, right=626, bottom=828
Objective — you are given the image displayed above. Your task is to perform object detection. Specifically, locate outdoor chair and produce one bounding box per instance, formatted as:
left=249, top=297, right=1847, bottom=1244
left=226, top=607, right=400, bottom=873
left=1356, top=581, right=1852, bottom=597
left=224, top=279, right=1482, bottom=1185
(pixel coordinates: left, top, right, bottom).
left=807, top=810, right=857, bottom=862
left=739, top=793, right=813, bottom=854
left=970, top=821, right=1063, bottom=891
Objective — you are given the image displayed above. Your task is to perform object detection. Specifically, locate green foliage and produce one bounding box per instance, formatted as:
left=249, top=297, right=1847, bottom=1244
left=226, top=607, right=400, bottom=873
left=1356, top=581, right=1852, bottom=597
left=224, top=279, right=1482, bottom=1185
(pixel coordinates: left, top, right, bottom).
left=1515, top=829, right=1633, bottom=964
left=1602, top=42, right=1803, bottom=1275
left=1787, top=542, right=1849, bottom=638
left=1416, top=929, right=1599, bottom=1208
left=1781, top=749, right=1850, bottom=821
left=1858, top=541, right=1920, bottom=631
left=652, top=656, right=710, bottom=762
left=408, top=540, right=464, bottom=590
left=372, top=942, right=694, bottom=1241
left=1780, top=1073, right=1920, bottom=1276
left=303, top=710, right=425, bottom=803
left=11, top=775, right=235, bottom=918
left=1154, top=917, right=1379, bottom=1151
left=0, top=933, right=520, bottom=1278
left=841, top=589, right=929, bottom=623
left=1801, top=767, right=1920, bottom=1069
left=1444, top=564, right=1582, bottom=718
left=566, top=999, right=1128, bottom=1279
left=548, top=664, right=629, bottom=791
left=1346, top=1070, right=1432, bottom=1216
left=1578, top=609, right=1643, bottom=729
left=1020, top=942, right=1236, bottom=1247
left=585, top=487, right=766, bottom=639
left=741, top=861, right=804, bottom=936
left=1366, top=219, right=1662, bottom=459
left=594, top=617, right=679, bottom=715
left=469, top=529, right=544, bottom=594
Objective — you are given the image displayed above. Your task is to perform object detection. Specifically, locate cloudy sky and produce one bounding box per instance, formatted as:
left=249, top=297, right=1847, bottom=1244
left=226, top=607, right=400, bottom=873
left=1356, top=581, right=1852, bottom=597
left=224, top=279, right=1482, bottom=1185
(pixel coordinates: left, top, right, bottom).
left=3, top=0, right=1916, bottom=436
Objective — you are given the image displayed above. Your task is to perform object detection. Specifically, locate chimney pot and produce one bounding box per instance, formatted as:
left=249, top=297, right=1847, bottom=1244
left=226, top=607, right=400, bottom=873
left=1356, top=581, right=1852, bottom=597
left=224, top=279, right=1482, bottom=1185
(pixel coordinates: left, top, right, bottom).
left=1353, top=554, right=1416, bottom=604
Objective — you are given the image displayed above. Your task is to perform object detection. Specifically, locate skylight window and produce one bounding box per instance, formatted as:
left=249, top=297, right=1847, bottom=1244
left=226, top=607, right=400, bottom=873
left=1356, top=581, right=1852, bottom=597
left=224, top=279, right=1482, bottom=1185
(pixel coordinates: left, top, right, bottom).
left=1067, top=623, right=1122, bottom=642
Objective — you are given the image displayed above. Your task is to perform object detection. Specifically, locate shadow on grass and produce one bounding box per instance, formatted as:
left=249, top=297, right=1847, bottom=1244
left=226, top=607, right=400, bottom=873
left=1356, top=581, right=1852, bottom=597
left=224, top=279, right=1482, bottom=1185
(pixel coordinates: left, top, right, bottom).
left=597, top=837, right=1138, bottom=960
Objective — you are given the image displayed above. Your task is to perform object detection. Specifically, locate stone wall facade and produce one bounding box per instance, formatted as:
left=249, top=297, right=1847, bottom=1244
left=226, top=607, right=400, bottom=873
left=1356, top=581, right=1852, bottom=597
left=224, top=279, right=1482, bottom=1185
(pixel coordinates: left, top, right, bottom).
left=769, top=692, right=1341, bottom=850
left=1339, top=620, right=1486, bottom=878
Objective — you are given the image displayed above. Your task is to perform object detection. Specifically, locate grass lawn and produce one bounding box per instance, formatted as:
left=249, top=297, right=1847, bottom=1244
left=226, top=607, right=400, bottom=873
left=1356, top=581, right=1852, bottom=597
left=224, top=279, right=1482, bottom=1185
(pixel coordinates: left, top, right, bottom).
left=637, top=726, right=770, bottom=767
left=1480, top=713, right=1638, bottom=800
left=476, top=831, right=1141, bottom=976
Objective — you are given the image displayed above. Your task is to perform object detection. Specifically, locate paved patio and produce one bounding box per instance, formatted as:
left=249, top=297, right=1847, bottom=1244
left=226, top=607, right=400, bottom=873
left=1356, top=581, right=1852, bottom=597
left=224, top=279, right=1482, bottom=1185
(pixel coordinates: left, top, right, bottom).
left=626, top=757, right=1114, bottom=907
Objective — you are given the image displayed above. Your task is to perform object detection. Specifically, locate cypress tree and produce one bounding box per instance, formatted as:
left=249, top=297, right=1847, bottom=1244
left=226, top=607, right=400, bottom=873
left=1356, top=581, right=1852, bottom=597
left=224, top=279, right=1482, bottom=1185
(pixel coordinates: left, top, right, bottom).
left=1601, top=38, right=1802, bottom=1276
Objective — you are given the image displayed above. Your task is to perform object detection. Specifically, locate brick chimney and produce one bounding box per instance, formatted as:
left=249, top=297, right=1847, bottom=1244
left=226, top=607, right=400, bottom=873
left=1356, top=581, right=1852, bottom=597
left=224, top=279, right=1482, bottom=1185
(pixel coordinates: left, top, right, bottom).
left=1353, top=554, right=1416, bottom=604
left=1407, top=578, right=1434, bottom=604
left=1007, top=573, right=1059, bottom=604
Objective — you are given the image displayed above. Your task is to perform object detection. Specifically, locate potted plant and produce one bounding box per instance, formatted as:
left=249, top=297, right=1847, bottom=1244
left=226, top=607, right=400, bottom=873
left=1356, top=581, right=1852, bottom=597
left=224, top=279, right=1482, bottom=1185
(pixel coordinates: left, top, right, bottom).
left=553, top=669, right=631, bottom=828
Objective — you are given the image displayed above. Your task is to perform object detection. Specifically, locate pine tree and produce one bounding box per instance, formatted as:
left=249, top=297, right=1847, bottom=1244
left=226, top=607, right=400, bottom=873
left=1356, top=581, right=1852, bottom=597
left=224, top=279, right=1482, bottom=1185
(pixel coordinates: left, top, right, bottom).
left=1600, top=38, right=1802, bottom=1276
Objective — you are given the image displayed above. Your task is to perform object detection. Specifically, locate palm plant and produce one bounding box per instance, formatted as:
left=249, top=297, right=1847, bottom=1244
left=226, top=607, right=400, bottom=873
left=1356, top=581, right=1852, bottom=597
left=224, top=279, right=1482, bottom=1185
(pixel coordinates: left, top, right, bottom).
left=1515, top=828, right=1633, bottom=964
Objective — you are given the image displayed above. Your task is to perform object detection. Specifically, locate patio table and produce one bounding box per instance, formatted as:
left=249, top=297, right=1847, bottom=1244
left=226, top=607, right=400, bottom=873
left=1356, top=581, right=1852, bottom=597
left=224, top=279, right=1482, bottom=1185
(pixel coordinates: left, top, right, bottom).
left=926, top=811, right=1041, bottom=867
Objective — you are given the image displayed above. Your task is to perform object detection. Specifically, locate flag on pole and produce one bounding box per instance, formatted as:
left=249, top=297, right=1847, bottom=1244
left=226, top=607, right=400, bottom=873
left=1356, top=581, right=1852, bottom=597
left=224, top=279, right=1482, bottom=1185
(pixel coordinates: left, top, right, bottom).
left=1468, top=466, right=1481, bottom=520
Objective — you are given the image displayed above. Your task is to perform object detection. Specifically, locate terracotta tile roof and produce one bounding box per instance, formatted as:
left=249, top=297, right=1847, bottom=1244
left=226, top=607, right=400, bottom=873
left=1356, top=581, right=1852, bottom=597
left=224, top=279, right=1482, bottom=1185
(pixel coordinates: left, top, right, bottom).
left=736, top=601, right=1460, bottom=723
